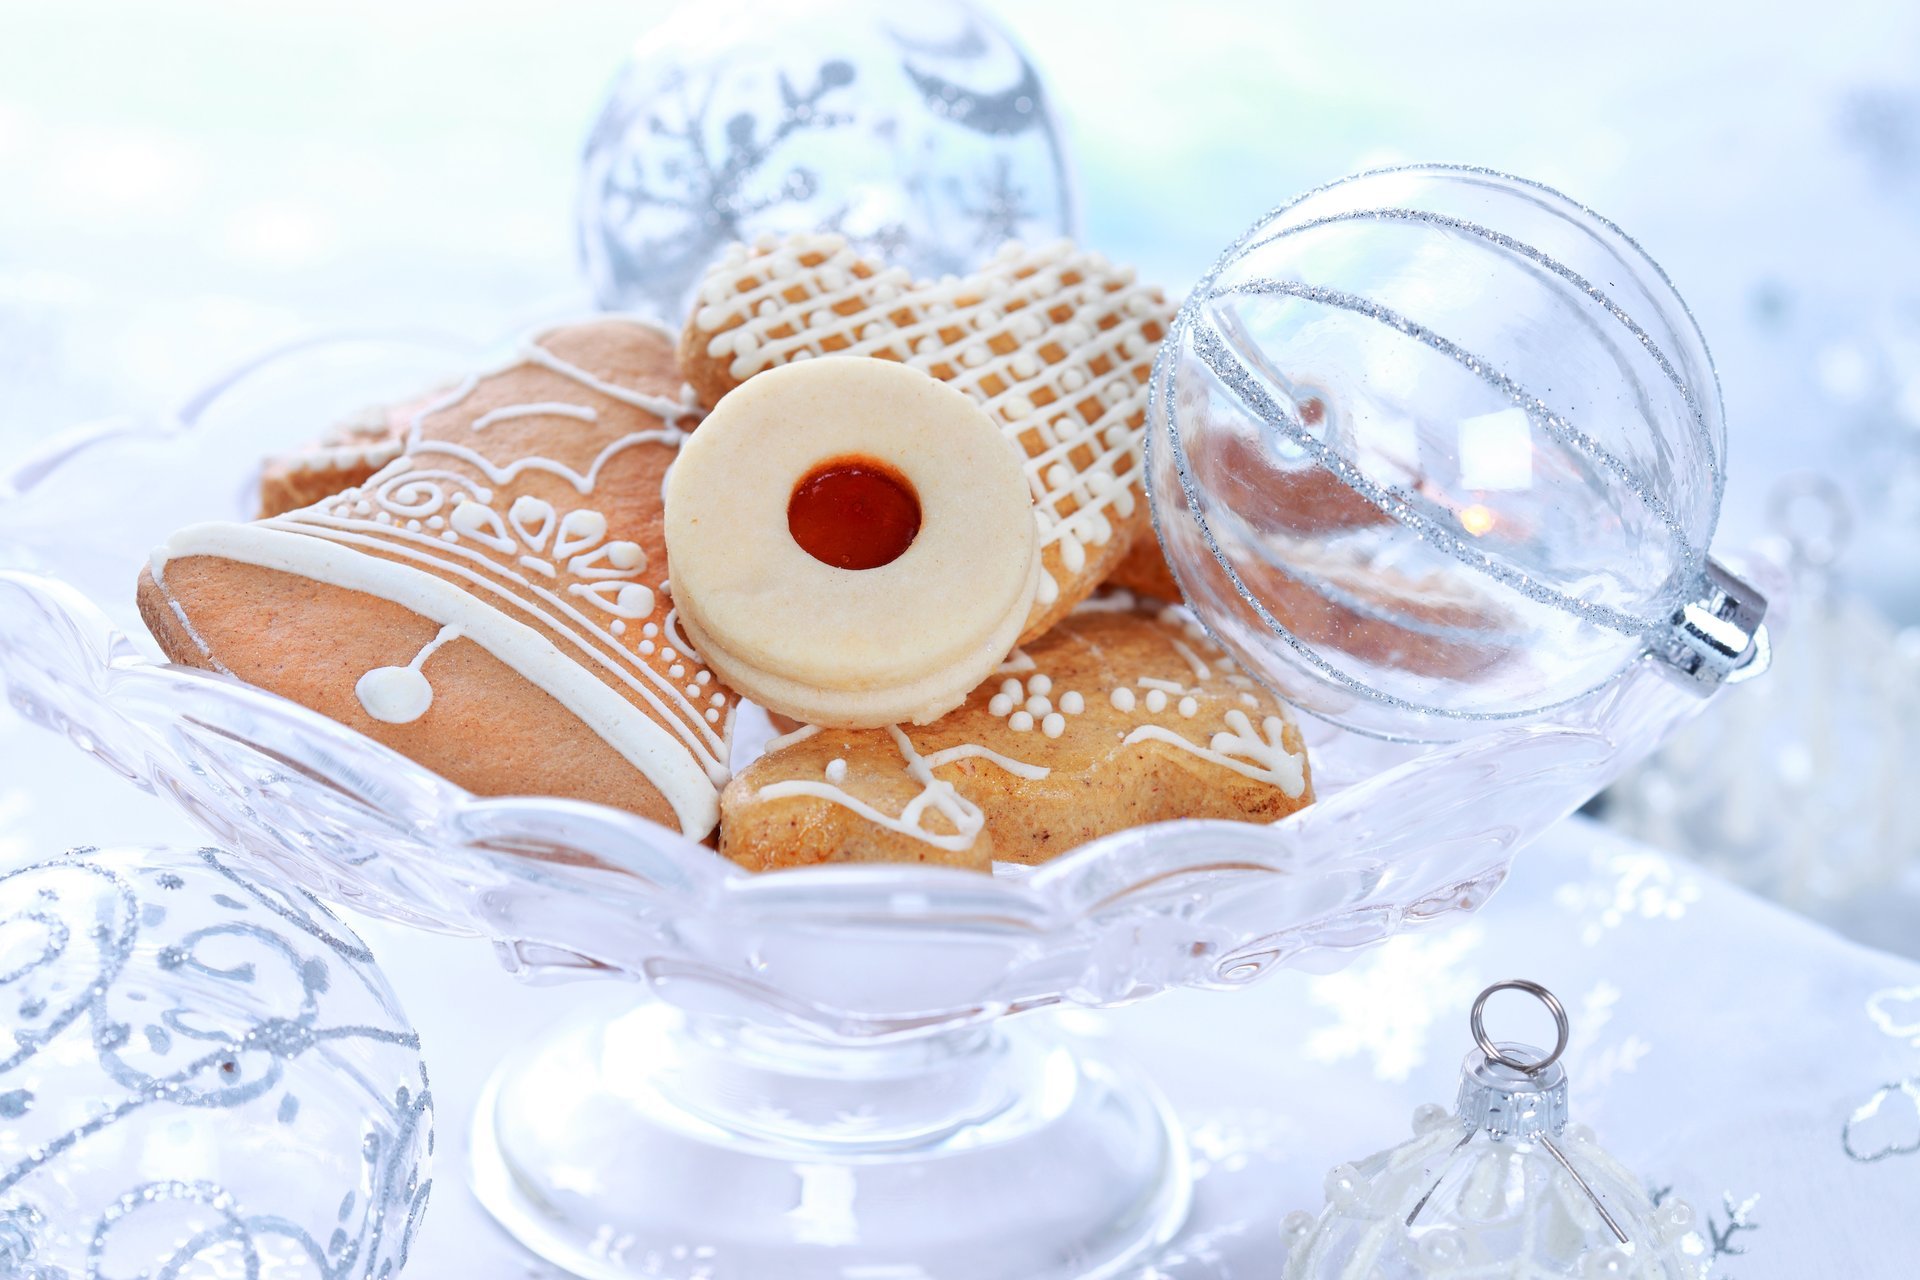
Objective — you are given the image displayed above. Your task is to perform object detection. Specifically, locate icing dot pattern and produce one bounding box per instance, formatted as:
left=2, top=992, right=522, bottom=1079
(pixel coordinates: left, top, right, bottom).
left=991, top=673, right=1089, bottom=735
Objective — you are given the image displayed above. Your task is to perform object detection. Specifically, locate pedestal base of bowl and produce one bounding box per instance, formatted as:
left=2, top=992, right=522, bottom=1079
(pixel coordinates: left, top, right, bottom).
left=470, top=998, right=1189, bottom=1280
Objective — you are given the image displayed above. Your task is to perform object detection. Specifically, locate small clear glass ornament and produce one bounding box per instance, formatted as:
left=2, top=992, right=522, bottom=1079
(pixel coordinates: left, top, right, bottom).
left=1282, top=980, right=1709, bottom=1279
left=1147, top=164, right=1769, bottom=740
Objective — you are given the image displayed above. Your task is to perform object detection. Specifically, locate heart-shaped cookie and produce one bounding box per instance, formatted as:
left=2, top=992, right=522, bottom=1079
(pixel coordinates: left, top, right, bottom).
left=679, top=233, right=1175, bottom=643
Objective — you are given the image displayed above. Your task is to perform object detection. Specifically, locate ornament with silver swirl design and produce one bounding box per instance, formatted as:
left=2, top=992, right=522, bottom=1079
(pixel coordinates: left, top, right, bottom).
left=576, top=0, right=1076, bottom=324
left=0, top=845, right=431, bottom=1279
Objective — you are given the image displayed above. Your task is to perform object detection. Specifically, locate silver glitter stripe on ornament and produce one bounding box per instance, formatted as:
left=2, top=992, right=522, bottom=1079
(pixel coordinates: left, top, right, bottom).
left=1188, top=318, right=1673, bottom=637
left=1231, top=204, right=1724, bottom=524
left=1146, top=331, right=1640, bottom=724
left=1179, top=165, right=1729, bottom=505
left=1225, top=163, right=1727, bottom=413
left=1213, top=275, right=1704, bottom=583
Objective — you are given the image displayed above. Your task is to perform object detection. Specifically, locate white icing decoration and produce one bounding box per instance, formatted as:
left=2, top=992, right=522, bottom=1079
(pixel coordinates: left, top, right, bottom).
left=331, top=483, right=695, bottom=732
left=470, top=401, right=600, bottom=432
left=1169, top=639, right=1213, bottom=682
left=1110, top=687, right=1136, bottom=712
left=825, top=758, right=848, bottom=784
left=756, top=726, right=984, bottom=853
left=569, top=539, right=647, bottom=579
left=1060, top=691, right=1085, bottom=715
left=507, top=495, right=555, bottom=553
left=919, top=742, right=1050, bottom=780
left=996, top=648, right=1036, bottom=674
left=568, top=580, right=656, bottom=619
left=1123, top=710, right=1306, bottom=798
left=765, top=723, right=823, bottom=752
left=1041, top=713, right=1065, bottom=738
left=691, top=236, right=1169, bottom=585
left=205, top=518, right=716, bottom=785
left=553, top=509, right=610, bottom=562
left=1144, top=689, right=1168, bottom=713
left=1178, top=696, right=1199, bottom=718
left=1008, top=711, right=1035, bottom=732
left=160, top=321, right=738, bottom=837
left=1027, top=674, right=1052, bottom=696
left=355, top=623, right=462, bottom=724
left=450, top=500, right=514, bottom=554
left=155, top=523, right=721, bottom=837
left=662, top=609, right=702, bottom=663
left=1074, top=588, right=1139, bottom=614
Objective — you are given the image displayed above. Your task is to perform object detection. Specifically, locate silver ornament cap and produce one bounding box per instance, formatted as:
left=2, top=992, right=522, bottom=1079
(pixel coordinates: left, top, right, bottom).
left=1457, top=1045, right=1570, bottom=1140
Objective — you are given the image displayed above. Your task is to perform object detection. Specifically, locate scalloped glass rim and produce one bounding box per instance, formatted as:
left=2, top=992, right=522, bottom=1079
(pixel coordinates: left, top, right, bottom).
left=0, top=327, right=1715, bottom=1033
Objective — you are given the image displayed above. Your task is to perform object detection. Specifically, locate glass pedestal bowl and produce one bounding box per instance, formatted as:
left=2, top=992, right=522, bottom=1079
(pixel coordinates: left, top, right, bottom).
left=0, top=332, right=1729, bottom=1280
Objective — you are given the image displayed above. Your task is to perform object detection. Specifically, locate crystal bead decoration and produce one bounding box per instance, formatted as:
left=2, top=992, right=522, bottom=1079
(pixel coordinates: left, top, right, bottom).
left=1282, top=980, right=1709, bottom=1278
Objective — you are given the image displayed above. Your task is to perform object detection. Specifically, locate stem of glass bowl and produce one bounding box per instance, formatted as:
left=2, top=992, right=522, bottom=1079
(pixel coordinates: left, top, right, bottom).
left=470, top=996, right=1190, bottom=1280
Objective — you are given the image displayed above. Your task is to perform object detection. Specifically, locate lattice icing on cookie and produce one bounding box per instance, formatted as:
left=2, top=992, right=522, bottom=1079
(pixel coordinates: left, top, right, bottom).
left=686, top=233, right=1174, bottom=620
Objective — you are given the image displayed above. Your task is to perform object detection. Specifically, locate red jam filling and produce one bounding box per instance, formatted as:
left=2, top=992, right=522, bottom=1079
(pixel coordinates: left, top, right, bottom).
left=787, top=458, right=922, bottom=570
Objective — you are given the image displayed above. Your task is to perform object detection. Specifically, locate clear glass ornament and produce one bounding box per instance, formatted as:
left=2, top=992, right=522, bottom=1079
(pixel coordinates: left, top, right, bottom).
left=576, top=0, right=1076, bottom=322
left=0, top=845, right=432, bottom=1279
left=1282, top=981, right=1708, bottom=1279
left=1146, top=164, right=1769, bottom=739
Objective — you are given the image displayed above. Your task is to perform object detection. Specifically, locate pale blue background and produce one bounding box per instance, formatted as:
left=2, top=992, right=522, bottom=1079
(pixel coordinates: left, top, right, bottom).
left=5, top=0, right=1920, bottom=608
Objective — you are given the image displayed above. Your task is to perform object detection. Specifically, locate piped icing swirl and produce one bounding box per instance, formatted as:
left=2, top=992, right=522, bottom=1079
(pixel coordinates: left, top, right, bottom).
left=143, top=318, right=735, bottom=839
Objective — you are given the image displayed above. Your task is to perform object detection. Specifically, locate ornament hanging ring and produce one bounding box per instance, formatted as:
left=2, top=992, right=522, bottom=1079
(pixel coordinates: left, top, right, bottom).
left=1470, top=979, right=1569, bottom=1075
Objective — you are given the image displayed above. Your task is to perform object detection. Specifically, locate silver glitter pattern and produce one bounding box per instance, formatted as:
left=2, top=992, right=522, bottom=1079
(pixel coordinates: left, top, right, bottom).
left=1238, top=204, right=1723, bottom=519
left=0, top=847, right=432, bottom=1279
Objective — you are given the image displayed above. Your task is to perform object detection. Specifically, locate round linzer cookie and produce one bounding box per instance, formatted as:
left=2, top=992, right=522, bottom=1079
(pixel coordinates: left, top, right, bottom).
left=718, top=599, right=1314, bottom=871
left=666, top=358, right=1038, bottom=728
left=137, top=319, right=737, bottom=840
left=679, top=232, right=1175, bottom=643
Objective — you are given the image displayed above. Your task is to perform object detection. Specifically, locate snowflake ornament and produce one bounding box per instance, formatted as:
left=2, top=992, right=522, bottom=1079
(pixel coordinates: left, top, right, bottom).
left=577, top=0, right=1076, bottom=321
